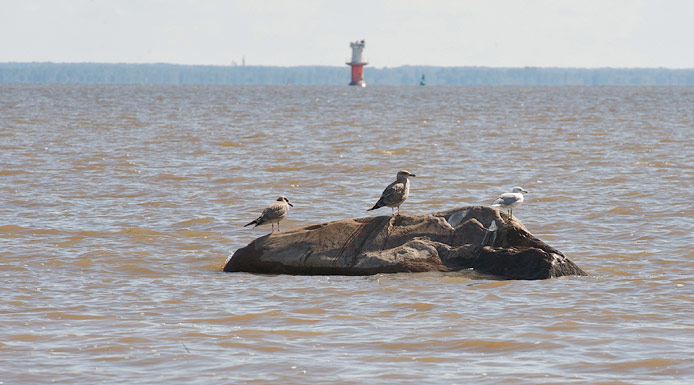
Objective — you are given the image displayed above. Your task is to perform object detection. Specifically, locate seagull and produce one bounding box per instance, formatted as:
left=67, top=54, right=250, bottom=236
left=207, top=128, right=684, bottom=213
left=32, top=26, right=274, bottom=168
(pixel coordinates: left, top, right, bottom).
left=244, top=196, right=293, bottom=232
left=491, top=187, right=528, bottom=218
left=368, top=170, right=416, bottom=216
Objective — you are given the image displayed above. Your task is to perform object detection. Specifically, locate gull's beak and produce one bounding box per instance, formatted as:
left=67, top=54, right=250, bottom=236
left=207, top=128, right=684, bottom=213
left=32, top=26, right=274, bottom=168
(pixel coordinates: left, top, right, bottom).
left=288, top=202, right=294, bottom=207
left=409, top=173, right=416, bottom=177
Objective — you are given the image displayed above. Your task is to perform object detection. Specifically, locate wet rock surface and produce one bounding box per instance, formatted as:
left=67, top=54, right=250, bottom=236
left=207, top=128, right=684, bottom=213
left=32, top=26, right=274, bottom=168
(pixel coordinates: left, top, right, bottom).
left=224, top=206, right=587, bottom=280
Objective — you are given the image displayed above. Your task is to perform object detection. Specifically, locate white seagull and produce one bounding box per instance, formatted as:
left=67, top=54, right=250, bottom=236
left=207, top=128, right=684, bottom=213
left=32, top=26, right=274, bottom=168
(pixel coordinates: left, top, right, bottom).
left=368, top=170, right=416, bottom=216
left=491, top=187, right=528, bottom=218
left=244, top=196, right=293, bottom=232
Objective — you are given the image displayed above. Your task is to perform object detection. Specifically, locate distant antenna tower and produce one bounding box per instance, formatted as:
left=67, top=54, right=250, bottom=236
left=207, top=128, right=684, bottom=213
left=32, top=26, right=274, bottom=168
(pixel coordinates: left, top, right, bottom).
left=346, top=40, right=368, bottom=87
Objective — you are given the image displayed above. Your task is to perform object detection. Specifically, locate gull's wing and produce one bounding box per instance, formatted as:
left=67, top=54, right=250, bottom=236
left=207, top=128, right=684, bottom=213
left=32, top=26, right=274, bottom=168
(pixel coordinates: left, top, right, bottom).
left=261, top=201, right=289, bottom=222
left=376, top=180, right=406, bottom=207
left=491, top=193, right=519, bottom=207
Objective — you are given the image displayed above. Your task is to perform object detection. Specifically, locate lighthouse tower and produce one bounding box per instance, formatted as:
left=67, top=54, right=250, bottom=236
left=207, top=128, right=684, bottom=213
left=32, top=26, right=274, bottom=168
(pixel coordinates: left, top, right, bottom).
left=346, top=40, right=368, bottom=87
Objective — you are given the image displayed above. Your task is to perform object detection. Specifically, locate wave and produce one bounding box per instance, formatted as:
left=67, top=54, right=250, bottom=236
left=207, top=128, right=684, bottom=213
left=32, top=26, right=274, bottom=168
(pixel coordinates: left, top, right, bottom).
left=0, top=169, right=27, bottom=176
left=156, top=173, right=188, bottom=181
left=217, top=141, right=241, bottom=147
left=173, top=217, right=216, bottom=227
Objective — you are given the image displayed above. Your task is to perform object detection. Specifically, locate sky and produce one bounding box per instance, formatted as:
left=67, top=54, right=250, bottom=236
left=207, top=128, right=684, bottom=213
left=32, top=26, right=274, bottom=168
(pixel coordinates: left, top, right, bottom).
left=2, top=0, right=693, bottom=68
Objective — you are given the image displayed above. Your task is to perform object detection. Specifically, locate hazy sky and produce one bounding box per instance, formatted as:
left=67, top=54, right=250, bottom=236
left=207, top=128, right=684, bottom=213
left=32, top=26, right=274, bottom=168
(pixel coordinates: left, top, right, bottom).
left=2, top=0, right=693, bottom=68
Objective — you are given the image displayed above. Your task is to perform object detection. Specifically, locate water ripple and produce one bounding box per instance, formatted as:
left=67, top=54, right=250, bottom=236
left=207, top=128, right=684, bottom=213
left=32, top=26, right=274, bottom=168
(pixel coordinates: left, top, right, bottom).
left=1, top=84, right=694, bottom=384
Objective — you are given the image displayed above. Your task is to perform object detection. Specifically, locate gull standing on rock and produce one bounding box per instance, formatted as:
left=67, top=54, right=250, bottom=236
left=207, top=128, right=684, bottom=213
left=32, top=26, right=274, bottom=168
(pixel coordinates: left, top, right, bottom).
left=368, top=170, right=416, bottom=216
left=491, top=187, right=528, bottom=218
left=244, top=196, right=293, bottom=233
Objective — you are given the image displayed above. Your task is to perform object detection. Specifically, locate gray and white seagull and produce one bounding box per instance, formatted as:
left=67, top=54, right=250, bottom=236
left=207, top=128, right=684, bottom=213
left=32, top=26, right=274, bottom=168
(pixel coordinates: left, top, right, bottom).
left=244, top=196, right=293, bottom=233
left=491, top=187, right=528, bottom=218
left=368, top=170, right=416, bottom=216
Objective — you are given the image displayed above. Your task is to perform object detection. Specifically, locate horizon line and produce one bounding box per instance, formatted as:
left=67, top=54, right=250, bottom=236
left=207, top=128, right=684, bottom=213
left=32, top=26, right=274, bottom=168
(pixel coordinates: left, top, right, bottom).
left=2, top=61, right=694, bottom=71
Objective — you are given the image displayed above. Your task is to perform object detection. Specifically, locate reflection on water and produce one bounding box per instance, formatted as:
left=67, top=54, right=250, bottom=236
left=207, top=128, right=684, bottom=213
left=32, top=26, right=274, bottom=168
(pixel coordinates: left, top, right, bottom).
left=1, top=84, right=694, bottom=384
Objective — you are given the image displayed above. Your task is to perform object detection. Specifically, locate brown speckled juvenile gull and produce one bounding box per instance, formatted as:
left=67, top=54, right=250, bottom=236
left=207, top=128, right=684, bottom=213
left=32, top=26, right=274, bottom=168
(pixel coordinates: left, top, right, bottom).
left=368, top=170, right=416, bottom=216
left=491, top=187, right=528, bottom=218
left=244, top=196, right=293, bottom=232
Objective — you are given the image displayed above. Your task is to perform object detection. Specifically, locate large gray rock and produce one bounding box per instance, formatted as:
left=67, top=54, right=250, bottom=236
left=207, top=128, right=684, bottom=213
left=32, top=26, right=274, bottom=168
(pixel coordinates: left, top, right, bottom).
left=224, top=206, right=587, bottom=280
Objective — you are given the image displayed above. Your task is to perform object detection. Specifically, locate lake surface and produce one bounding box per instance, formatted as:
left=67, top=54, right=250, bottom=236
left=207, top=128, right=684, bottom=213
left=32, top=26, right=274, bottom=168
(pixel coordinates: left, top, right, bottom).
left=1, top=84, right=693, bottom=384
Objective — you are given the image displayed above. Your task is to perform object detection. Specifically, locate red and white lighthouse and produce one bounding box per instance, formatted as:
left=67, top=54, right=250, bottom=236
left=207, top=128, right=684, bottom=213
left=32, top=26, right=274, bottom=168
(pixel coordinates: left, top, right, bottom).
left=346, top=40, right=368, bottom=87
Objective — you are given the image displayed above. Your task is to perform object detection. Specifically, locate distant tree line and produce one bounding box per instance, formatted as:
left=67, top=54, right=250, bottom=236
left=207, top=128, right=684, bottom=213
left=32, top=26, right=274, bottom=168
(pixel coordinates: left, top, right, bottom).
left=1, top=62, right=694, bottom=86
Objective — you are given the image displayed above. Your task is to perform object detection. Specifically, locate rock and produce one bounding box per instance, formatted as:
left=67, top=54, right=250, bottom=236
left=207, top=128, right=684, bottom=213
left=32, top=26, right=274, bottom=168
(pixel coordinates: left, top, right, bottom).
left=224, top=206, right=587, bottom=280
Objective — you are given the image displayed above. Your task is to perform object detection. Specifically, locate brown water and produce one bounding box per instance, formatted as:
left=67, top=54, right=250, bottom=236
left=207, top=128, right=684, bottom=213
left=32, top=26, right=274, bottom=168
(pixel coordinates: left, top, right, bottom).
left=1, top=84, right=693, bottom=384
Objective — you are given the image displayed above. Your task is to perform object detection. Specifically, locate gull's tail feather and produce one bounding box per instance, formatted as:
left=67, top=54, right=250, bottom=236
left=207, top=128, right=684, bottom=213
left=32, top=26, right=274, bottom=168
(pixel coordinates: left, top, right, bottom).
left=368, top=200, right=384, bottom=211
left=244, top=217, right=263, bottom=227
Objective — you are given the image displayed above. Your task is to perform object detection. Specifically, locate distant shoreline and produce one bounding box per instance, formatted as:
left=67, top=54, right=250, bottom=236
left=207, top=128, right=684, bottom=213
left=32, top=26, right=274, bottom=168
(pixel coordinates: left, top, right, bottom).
left=2, top=62, right=694, bottom=86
